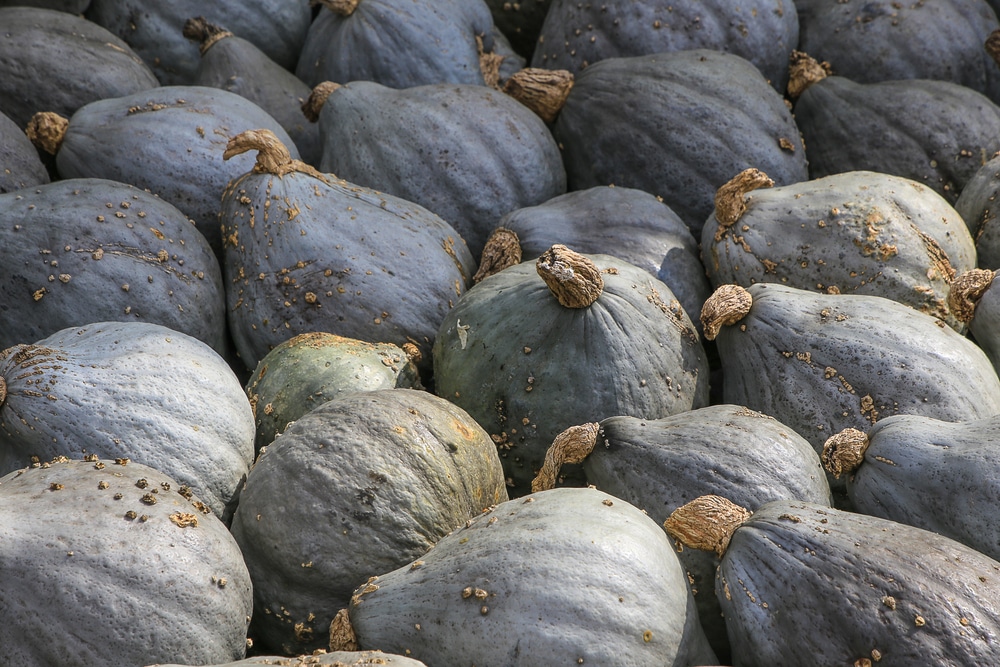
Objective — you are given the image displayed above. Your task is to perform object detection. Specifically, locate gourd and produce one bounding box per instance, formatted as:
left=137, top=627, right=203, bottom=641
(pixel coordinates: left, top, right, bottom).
left=307, top=79, right=566, bottom=257
left=0, top=458, right=252, bottom=667
left=0, top=321, right=255, bottom=521
left=183, top=17, right=322, bottom=167
left=229, top=388, right=508, bottom=655
left=0, top=7, right=158, bottom=129
left=26, top=86, right=300, bottom=258
left=795, top=0, right=1000, bottom=103
left=485, top=0, right=551, bottom=59
left=85, top=0, right=312, bottom=85
left=666, top=495, right=1000, bottom=666
left=433, top=244, right=709, bottom=496
left=0, top=178, right=226, bottom=353
left=331, top=487, right=718, bottom=666
left=245, top=332, right=422, bottom=452
left=701, top=283, right=1000, bottom=473
left=702, top=169, right=977, bottom=331
left=485, top=185, right=711, bottom=332
left=531, top=0, right=799, bottom=92
left=541, top=50, right=808, bottom=238
left=531, top=407, right=832, bottom=662
left=296, top=0, right=502, bottom=90
left=955, top=154, right=1000, bottom=269
left=219, top=129, right=475, bottom=373
left=792, top=70, right=1000, bottom=204
left=0, top=109, right=48, bottom=193
left=949, top=268, right=1000, bottom=373
left=823, top=418, right=1000, bottom=563
left=148, top=652, right=429, bottom=667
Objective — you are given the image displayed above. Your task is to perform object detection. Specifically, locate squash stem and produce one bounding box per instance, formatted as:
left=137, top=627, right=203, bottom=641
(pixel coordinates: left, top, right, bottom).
left=700, top=284, right=753, bottom=341
left=536, top=244, right=603, bottom=308
left=821, top=428, right=870, bottom=479
left=474, top=227, right=522, bottom=284
left=503, top=68, right=574, bottom=124
left=663, top=495, right=752, bottom=558
left=531, top=422, right=600, bottom=493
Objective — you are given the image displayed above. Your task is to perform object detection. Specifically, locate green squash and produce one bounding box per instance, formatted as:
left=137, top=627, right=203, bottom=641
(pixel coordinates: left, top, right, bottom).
left=229, top=388, right=508, bottom=655
left=245, top=332, right=422, bottom=452
left=667, top=495, right=1000, bottom=665
left=955, top=154, right=1000, bottom=269
left=702, top=169, right=977, bottom=331
left=0, top=321, right=255, bottom=520
left=149, top=652, right=429, bottom=667
left=0, top=109, right=49, bottom=193
left=434, top=244, right=709, bottom=496
left=0, top=458, right=252, bottom=666
left=333, top=486, right=718, bottom=666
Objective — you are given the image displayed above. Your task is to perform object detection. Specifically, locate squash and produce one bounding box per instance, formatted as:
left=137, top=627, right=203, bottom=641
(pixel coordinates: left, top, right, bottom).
left=949, top=268, right=1000, bottom=374
left=331, top=486, right=718, bottom=666
left=702, top=169, right=977, bottom=331
left=531, top=0, right=798, bottom=92
left=220, top=129, right=474, bottom=373
left=531, top=407, right=832, bottom=662
left=823, top=419, right=1000, bottom=563
left=702, top=283, right=1000, bottom=477
left=296, top=0, right=501, bottom=90
left=85, top=0, right=312, bottom=85
left=487, top=185, right=711, bottom=332
left=485, top=0, right=551, bottom=59
left=245, top=332, right=422, bottom=453
left=795, top=0, right=1000, bottom=103
left=0, top=457, right=252, bottom=667
left=0, top=321, right=255, bottom=521
left=666, top=495, right=1000, bottom=665
left=792, top=73, right=1000, bottom=204
left=148, top=652, right=429, bottom=667
left=434, top=244, right=709, bottom=496
left=955, top=153, right=1000, bottom=269
left=229, top=388, right=508, bottom=655
left=0, top=109, right=48, bottom=193
left=0, top=7, right=158, bottom=129
left=0, top=177, right=226, bottom=354
left=26, top=86, right=301, bottom=257
left=543, top=50, right=808, bottom=238
left=183, top=17, right=322, bottom=167
left=307, top=79, right=566, bottom=257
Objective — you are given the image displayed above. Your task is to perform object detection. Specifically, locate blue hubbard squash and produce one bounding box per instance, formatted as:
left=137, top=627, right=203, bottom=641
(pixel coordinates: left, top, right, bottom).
left=151, top=652, right=429, bottom=667
left=219, top=129, right=474, bottom=374
left=0, top=110, right=48, bottom=193
left=955, top=154, right=1000, bottom=269
left=434, top=244, right=709, bottom=496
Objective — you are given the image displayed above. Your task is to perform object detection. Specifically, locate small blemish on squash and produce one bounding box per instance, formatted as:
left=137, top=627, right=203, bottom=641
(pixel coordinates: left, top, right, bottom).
left=643, top=630, right=653, bottom=642
left=915, top=615, right=926, bottom=627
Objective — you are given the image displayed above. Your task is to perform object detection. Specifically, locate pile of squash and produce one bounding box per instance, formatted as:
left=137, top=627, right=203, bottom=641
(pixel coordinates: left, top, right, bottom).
left=6, top=0, right=1000, bottom=665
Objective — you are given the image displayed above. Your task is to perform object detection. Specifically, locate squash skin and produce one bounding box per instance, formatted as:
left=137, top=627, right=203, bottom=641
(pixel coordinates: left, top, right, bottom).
left=346, top=487, right=718, bottom=666
left=296, top=0, right=496, bottom=89
left=702, top=171, right=977, bottom=331
left=0, top=178, right=226, bottom=353
left=717, top=499, right=1000, bottom=666
left=581, top=407, right=832, bottom=662
left=52, top=86, right=301, bottom=257
left=433, top=253, right=709, bottom=497
left=796, top=0, right=1000, bottom=103
left=955, top=154, right=1000, bottom=269
left=498, top=185, right=711, bottom=333
left=713, top=283, right=1000, bottom=466
left=230, top=388, right=508, bottom=655
left=842, top=414, right=1000, bottom=563
left=0, top=110, right=49, bottom=193
left=0, top=321, right=255, bottom=520
left=316, top=81, right=566, bottom=257
left=552, top=50, right=808, bottom=238
left=220, top=148, right=474, bottom=373
left=0, top=7, right=158, bottom=129
left=151, top=652, right=429, bottom=667
left=485, top=0, right=551, bottom=59
left=245, top=332, right=422, bottom=453
left=532, top=0, right=799, bottom=91
left=0, top=458, right=252, bottom=667
left=794, top=76, right=1000, bottom=204
left=85, top=0, right=312, bottom=85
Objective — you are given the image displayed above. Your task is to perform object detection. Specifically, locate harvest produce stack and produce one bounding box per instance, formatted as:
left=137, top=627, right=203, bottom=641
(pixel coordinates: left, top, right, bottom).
left=4, top=1, right=1000, bottom=666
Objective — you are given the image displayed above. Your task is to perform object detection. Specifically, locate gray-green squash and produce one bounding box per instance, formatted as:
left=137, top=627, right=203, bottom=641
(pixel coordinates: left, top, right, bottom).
left=229, top=388, right=508, bottom=655
left=0, top=321, right=255, bottom=520
left=702, top=283, right=1000, bottom=476
left=220, top=129, right=474, bottom=373
left=0, top=178, right=226, bottom=353
left=149, top=652, right=429, bottom=667
left=245, top=332, right=422, bottom=453
left=667, top=495, right=1000, bottom=666
left=332, top=486, right=718, bottom=666
left=702, top=169, right=977, bottom=331
left=0, top=109, right=49, bottom=193
left=949, top=268, right=1000, bottom=374
left=531, top=407, right=832, bottom=662
left=434, top=244, right=709, bottom=497
left=955, top=153, right=1000, bottom=269
left=0, top=458, right=252, bottom=667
